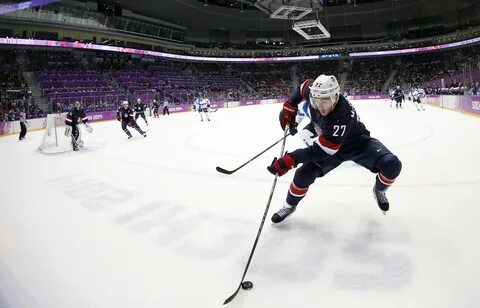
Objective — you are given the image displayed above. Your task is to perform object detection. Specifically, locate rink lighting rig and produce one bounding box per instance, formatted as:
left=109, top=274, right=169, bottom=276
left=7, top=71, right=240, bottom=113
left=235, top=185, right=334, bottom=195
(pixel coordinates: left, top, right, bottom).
left=292, top=19, right=331, bottom=40
left=269, top=5, right=312, bottom=20
left=259, top=1, right=330, bottom=40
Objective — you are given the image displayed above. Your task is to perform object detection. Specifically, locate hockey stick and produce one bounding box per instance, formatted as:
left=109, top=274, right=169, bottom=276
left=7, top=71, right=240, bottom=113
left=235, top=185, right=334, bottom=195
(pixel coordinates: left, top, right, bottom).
left=223, top=126, right=289, bottom=305
left=71, top=132, right=79, bottom=149
left=216, top=132, right=291, bottom=175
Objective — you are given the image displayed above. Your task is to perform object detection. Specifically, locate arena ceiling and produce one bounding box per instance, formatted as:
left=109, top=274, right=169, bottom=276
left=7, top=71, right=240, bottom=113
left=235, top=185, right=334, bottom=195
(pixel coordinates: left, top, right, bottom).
left=95, top=0, right=480, bottom=45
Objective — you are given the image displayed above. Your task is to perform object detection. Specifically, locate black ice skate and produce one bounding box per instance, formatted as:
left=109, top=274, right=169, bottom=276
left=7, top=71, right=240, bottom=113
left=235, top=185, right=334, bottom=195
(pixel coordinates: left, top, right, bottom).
left=373, top=186, right=389, bottom=215
left=271, top=204, right=296, bottom=223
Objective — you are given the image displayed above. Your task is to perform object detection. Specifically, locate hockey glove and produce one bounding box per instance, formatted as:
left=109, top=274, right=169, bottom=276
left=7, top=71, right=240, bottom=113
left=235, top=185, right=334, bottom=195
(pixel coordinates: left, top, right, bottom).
left=279, top=101, right=298, bottom=131
left=267, top=153, right=296, bottom=176
left=85, top=123, right=93, bottom=133
left=117, top=116, right=121, bottom=121
left=64, top=126, right=72, bottom=137
left=289, top=123, right=298, bottom=136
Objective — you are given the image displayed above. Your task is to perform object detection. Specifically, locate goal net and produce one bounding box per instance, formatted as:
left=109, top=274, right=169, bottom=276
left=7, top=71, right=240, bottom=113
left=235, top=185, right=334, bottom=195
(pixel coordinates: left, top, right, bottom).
left=38, top=113, right=72, bottom=154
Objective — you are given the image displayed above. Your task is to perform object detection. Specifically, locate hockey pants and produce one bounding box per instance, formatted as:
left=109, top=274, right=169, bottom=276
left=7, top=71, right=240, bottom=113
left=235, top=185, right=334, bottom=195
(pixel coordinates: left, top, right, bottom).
left=122, top=120, right=144, bottom=137
left=135, top=112, right=148, bottom=124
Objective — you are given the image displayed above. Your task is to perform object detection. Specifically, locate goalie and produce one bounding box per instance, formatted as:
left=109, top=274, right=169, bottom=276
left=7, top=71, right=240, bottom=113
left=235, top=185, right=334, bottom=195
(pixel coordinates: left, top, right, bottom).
left=64, top=101, right=93, bottom=151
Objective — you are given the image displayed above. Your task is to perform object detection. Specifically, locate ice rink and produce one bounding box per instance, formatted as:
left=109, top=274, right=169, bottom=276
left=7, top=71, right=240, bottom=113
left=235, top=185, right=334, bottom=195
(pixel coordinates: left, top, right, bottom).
left=1, top=100, right=479, bottom=308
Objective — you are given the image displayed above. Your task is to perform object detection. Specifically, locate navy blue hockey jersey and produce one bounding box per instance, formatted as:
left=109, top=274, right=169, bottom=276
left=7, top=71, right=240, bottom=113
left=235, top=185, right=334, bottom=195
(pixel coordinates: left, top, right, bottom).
left=65, top=108, right=88, bottom=127
left=288, top=79, right=370, bottom=163
left=135, top=103, right=146, bottom=113
left=117, top=107, right=134, bottom=122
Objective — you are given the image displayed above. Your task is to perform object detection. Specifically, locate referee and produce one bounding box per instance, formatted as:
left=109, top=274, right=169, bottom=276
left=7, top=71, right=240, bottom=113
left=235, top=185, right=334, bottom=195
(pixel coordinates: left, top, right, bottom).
left=19, top=111, right=28, bottom=141
left=163, top=98, right=170, bottom=116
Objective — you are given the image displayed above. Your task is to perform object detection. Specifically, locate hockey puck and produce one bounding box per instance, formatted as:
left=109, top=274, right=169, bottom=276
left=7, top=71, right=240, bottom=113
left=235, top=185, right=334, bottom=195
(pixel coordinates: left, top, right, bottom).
left=241, top=281, right=253, bottom=290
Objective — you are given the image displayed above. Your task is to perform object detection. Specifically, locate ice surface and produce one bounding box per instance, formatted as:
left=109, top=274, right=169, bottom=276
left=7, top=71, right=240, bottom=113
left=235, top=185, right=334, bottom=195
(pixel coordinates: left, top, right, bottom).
left=1, top=100, right=479, bottom=308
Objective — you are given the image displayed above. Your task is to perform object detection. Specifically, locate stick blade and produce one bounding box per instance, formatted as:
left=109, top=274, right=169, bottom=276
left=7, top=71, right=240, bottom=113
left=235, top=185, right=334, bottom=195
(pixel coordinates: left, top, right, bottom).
left=216, top=166, right=234, bottom=174
left=223, top=288, right=240, bottom=305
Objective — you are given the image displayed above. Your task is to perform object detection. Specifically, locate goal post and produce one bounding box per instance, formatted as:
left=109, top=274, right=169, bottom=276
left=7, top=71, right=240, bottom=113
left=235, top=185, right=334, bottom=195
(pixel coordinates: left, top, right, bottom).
left=38, top=113, right=72, bottom=154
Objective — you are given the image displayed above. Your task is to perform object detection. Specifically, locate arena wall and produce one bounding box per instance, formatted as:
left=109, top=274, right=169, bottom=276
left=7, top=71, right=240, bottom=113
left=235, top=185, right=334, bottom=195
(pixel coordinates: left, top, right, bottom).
left=2, top=96, right=478, bottom=136
left=424, top=95, right=480, bottom=116
left=0, top=98, right=285, bottom=136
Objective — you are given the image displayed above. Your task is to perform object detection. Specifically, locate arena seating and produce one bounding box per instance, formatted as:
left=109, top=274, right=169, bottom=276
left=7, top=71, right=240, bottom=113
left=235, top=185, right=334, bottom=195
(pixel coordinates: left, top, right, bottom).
left=1, top=45, right=479, bottom=121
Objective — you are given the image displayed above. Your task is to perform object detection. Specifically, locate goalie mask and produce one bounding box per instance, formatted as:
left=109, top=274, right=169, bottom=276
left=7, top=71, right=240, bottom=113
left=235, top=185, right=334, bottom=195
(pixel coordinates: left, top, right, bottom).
left=309, top=74, right=340, bottom=116
left=74, top=101, right=81, bottom=109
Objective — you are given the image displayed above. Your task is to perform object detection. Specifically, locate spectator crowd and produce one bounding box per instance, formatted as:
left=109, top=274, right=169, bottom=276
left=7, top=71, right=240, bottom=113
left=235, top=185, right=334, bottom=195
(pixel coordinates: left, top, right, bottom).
left=1, top=43, right=479, bottom=123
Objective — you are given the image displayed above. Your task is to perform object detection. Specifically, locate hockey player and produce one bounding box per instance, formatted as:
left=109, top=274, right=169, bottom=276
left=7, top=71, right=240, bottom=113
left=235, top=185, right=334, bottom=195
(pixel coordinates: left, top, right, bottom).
left=294, top=101, right=316, bottom=147
left=193, top=96, right=210, bottom=122
left=412, top=87, right=426, bottom=111
left=152, top=99, right=160, bottom=118
left=117, top=101, right=147, bottom=139
left=393, top=86, right=404, bottom=109
left=268, top=74, right=402, bottom=223
left=163, top=98, right=170, bottom=116
left=389, top=89, right=395, bottom=107
left=64, top=101, right=93, bottom=151
left=134, top=98, right=148, bottom=125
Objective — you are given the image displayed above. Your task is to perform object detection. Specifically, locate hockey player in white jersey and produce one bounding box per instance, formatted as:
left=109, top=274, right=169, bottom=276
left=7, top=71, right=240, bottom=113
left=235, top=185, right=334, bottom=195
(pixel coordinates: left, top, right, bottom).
left=412, top=87, right=426, bottom=111
left=389, top=89, right=395, bottom=107
left=193, top=96, right=211, bottom=122
left=204, top=97, right=212, bottom=112
left=295, top=101, right=317, bottom=147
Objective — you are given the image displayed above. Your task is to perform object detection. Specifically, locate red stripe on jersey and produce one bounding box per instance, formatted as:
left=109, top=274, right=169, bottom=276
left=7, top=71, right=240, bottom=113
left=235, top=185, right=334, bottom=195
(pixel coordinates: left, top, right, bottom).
left=289, top=182, right=309, bottom=197
left=378, top=173, right=395, bottom=185
left=301, top=79, right=313, bottom=99
left=318, top=134, right=341, bottom=151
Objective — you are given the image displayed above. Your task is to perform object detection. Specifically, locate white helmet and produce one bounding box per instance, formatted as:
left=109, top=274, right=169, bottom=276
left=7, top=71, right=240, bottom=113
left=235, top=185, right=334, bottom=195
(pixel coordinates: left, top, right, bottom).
left=309, top=74, right=340, bottom=112
left=122, top=101, right=129, bottom=107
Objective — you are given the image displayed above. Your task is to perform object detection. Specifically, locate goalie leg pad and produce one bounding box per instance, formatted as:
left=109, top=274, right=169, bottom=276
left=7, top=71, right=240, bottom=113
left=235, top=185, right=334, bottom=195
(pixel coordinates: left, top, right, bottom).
left=65, top=126, right=72, bottom=137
